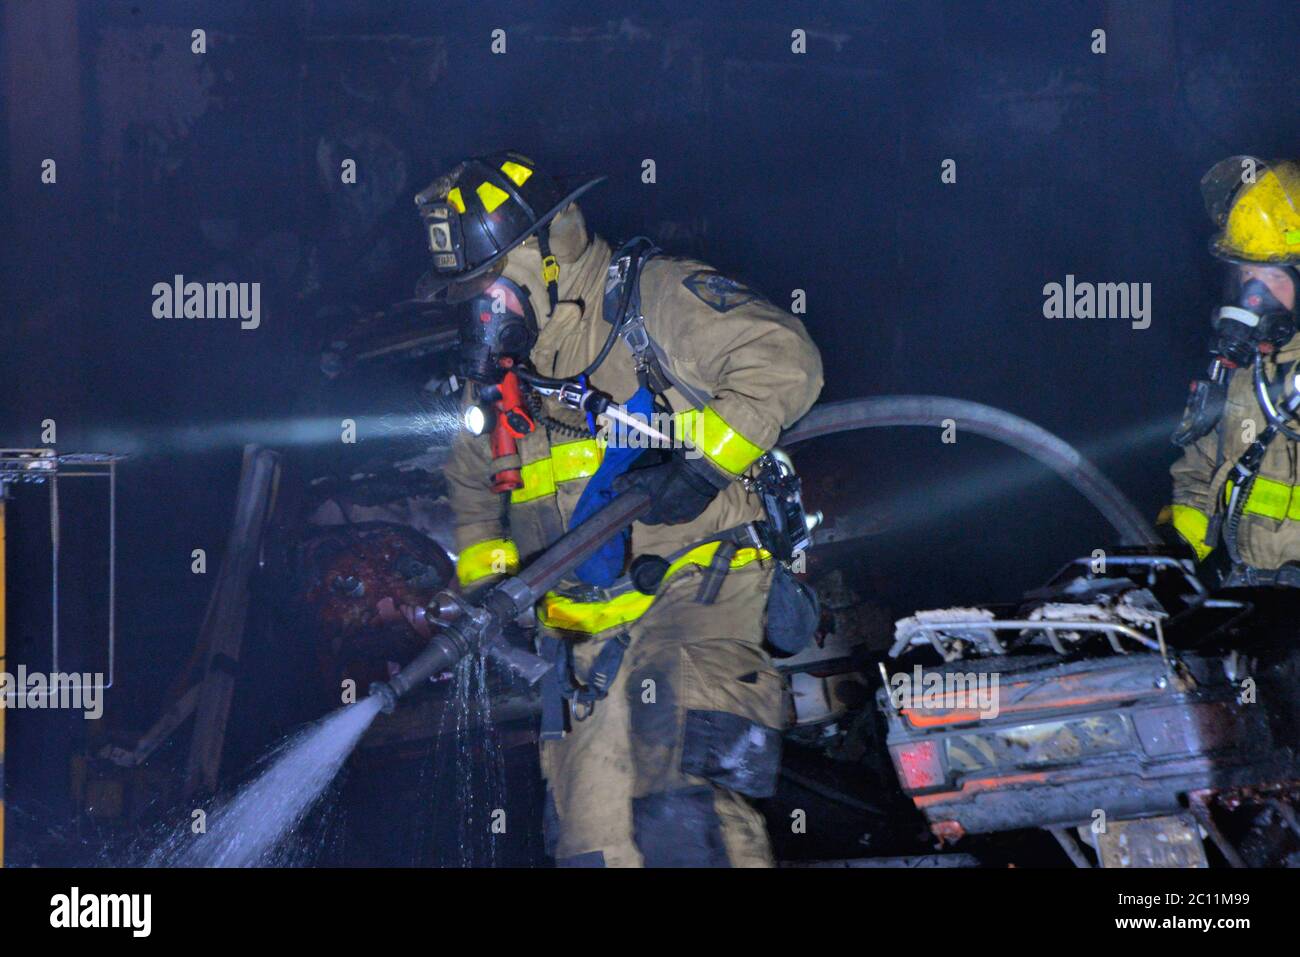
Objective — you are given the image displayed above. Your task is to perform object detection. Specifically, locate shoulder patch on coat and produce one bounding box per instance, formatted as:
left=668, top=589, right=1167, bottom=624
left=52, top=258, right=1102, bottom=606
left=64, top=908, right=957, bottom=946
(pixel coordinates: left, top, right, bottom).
left=681, top=270, right=759, bottom=313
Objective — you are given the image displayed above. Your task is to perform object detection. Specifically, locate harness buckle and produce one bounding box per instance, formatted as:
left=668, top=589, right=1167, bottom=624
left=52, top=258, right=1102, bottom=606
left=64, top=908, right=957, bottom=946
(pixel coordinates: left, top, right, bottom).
left=621, top=313, right=651, bottom=355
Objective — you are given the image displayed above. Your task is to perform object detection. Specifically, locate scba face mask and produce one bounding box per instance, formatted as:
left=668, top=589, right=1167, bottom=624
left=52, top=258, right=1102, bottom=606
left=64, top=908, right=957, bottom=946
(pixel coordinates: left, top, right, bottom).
left=1174, top=266, right=1300, bottom=447
left=1211, top=267, right=1299, bottom=367
left=458, top=276, right=539, bottom=382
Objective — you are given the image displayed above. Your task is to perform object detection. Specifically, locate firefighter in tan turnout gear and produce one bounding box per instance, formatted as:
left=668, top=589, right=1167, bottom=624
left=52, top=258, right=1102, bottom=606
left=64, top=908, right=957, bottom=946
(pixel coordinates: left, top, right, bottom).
left=416, top=151, right=823, bottom=866
left=1170, top=157, right=1300, bottom=586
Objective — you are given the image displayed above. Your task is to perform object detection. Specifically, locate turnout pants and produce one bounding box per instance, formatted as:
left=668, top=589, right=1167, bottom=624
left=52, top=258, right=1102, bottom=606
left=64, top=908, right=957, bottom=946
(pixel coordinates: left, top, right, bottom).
left=540, top=562, right=787, bottom=867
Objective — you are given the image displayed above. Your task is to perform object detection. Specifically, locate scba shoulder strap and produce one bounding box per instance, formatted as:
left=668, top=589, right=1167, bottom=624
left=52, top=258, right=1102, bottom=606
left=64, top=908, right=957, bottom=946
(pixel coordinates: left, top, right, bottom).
left=602, top=238, right=711, bottom=411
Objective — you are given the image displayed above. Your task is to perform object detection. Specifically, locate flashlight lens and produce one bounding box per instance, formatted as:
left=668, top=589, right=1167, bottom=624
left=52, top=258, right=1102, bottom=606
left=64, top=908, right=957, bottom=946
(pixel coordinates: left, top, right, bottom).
left=463, top=405, right=486, bottom=435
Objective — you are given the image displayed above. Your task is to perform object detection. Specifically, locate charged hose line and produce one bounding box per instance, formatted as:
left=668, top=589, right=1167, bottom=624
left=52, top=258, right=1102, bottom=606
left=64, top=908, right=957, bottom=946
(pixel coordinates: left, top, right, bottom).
left=509, top=488, right=654, bottom=599
left=778, top=396, right=1158, bottom=547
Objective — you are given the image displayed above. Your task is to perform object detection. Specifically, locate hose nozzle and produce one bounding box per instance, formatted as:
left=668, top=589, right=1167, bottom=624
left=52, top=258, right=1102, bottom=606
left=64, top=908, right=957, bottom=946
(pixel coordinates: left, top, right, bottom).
left=368, top=680, right=399, bottom=715
left=370, top=625, right=474, bottom=712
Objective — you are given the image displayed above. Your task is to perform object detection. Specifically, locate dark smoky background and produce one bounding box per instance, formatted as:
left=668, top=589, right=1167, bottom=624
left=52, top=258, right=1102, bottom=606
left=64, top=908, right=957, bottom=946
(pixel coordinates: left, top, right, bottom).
left=1, top=0, right=1297, bottom=861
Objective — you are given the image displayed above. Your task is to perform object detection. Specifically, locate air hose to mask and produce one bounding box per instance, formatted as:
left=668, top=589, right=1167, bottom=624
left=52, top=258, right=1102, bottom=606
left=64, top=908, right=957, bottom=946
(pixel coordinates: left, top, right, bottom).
left=1174, top=271, right=1300, bottom=448
left=1253, top=360, right=1300, bottom=443
left=1219, top=364, right=1300, bottom=564
left=513, top=237, right=658, bottom=394
left=510, top=316, right=625, bottom=397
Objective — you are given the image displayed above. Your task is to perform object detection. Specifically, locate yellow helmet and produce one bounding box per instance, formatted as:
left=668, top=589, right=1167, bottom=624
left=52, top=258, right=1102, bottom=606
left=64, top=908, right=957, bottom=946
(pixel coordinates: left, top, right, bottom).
left=1203, top=156, right=1300, bottom=264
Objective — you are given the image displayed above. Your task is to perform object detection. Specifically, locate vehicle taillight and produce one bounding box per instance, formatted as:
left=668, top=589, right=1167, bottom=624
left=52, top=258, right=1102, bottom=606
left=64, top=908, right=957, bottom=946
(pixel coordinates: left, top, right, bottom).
left=892, top=739, right=946, bottom=791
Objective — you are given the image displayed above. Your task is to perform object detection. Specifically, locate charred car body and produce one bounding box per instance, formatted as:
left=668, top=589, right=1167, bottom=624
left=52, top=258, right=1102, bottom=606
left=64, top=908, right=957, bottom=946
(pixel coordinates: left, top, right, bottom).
left=879, top=552, right=1300, bottom=867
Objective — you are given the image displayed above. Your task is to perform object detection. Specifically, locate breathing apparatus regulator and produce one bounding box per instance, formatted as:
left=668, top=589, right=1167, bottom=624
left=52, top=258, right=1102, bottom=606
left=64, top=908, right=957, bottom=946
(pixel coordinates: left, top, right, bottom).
left=1173, top=267, right=1300, bottom=447
left=452, top=268, right=629, bottom=494
left=449, top=275, right=540, bottom=491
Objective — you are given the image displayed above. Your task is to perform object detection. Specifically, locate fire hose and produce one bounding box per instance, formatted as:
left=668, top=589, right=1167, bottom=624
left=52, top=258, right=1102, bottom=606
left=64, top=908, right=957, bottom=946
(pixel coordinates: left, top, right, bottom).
left=779, top=397, right=1159, bottom=548
left=369, top=395, right=1157, bottom=712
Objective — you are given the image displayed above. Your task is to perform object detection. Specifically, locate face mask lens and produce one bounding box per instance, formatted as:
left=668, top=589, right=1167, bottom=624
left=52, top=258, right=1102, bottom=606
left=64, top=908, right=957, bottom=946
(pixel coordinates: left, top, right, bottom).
left=1229, top=267, right=1296, bottom=313
left=483, top=279, right=527, bottom=317
left=458, top=277, right=538, bottom=381
left=1214, top=266, right=1298, bottom=365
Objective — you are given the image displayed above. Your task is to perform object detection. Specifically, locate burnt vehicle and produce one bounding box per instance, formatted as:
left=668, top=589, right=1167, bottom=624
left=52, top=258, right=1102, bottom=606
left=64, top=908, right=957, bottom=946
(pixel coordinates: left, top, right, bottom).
left=878, top=552, right=1300, bottom=867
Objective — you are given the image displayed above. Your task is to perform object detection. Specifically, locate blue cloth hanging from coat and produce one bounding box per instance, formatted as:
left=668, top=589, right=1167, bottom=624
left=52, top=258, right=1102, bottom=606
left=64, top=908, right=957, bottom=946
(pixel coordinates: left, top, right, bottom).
left=568, top=385, right=656, bottom=587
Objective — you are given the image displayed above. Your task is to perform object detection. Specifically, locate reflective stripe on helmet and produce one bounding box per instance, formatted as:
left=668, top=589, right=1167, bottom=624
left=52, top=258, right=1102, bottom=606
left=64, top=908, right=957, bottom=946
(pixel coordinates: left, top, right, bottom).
left=538, top=541, right=770, bottom=633
left=457, top=538, right=520, bottom=586
left=499, top=160, right=533, bottom=187
left=476, top=180, right=511, bottom=214
left=674, top=406, right=765, bottom=475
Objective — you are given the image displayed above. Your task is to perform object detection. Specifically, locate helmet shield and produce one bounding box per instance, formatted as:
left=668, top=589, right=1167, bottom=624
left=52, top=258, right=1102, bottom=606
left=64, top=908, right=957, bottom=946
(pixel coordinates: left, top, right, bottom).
left=1204, top=157, right=1300, bottom=264
left=1202, top=156, right=1266, bottom=227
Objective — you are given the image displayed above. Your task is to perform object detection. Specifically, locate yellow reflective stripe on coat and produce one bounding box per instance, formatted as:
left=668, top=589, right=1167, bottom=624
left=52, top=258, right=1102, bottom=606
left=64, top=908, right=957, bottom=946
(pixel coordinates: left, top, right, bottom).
left=511, top=439, right=604, bottom=504
left=1223, top=476, right=1300, bottom=522
left=675, top=407, right=765, bottom=475
left=1170, top=504, right=1212, bottom=561
left=456, top=538, right=519, bottom=586
left=512, top=459, right=556, bottom=504
left=538, top=541, right=770, bottom=633
left=1245, top=476, right=1294, bottom=520
left=552, top=439, right=603, bottom=482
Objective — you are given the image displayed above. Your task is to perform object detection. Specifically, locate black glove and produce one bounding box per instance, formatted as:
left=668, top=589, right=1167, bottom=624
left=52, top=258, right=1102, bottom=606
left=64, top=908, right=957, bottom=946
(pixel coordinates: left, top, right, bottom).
left=614, top=449, right=731, bottom=525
